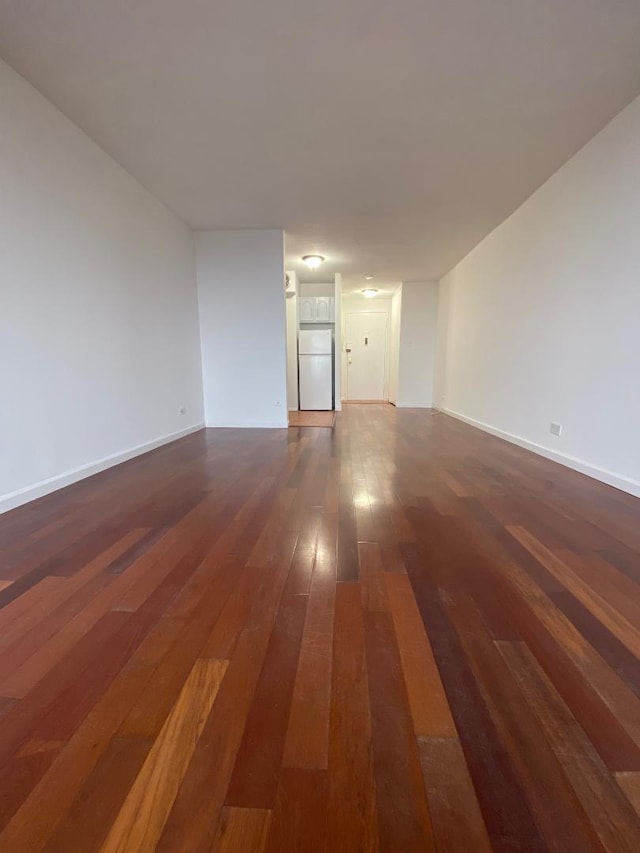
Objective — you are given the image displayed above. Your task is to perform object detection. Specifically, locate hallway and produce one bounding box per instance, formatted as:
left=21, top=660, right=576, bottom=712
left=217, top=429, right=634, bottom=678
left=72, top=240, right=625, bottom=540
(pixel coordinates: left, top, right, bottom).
left=0, top=405, right=639, bottom=850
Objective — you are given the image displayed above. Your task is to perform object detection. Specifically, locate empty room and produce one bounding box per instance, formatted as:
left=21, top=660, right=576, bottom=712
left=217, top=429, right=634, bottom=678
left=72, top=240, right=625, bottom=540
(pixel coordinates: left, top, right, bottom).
left=1, top=1, right=640, bottom=850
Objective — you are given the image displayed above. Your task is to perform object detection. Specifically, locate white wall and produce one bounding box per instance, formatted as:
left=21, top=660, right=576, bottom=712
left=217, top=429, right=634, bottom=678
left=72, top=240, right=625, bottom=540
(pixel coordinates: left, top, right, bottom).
left=437, top=93, right=640, bottom=497
left=285, top=270, right=299, bottom=411
left=299, top=281, right=335, bottom=298
left=0, top=60, right=204, bottom=515
left=433, top=277, right=452, bottom=409
left=334, top=273, right=342, bottom=410
left=196, top=230, right=288, bottom=428
left=396, top=282, right=439, bottom=408
left=389, top=288, right=402, bottom=405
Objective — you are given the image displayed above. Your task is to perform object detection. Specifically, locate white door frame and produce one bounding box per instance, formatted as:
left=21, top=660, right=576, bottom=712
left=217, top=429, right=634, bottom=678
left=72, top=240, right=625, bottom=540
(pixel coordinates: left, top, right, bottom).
left=342, top=310, right=389, bottom=401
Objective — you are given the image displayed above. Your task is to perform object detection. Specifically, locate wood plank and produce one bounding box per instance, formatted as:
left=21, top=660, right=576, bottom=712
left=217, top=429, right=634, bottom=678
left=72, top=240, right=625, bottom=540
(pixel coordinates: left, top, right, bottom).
left=101, top=658, right=228, bottom=852
left=283, top=531, right=336, bottom=769
left=364, top=609, right=436, bottom=851
left=385, top=572, right=456, bottom=738
left=325, top=583, right=378, bottom=851
left=0, top=609, right=140, bottom=770
left=0, top=697, right=17, bottom=721
left=118, top=563, right=238, bottom=738
left=0, top=406, right=639, bottom=851
left=565, top=550, right=640, bottom=629
left=0, top=515, right=219, bottom=698
left=508, top=525, right=640, bottom=659
left=0, top=667, right=155, bottom=849
left=155, top=546, right=298, bottom=851
left=200, top=564, right=263, bottom=660
left=281, top=509, right=321, bottom=596
left=337, top=482, right=359, bottom=583
left=615, top=772, right=640, bottom=817
left=225, top=592, right=308, bottom=807
left=402, top=541, right=546, bottom=851
left=0, top=529, right=147, bottom=650
left=418, top=736, right=492, bottom=853
left=265, top=769, right=328, bottom=853
left=457, top=511, right=640, bottom=768
left=549, top=588, right=640, bottom=696
left=359, top=541, right=388, bottom=613
left=498, top=640, right=640, bottom=852
left=0, top=571, right=118, bottom=689
left=210, top=806, right=272, bottom=853
left=106, top=526, right=169, bottom=574
left=42, top=735, right=152, bottom=852
left=485, top=549, right=640, bottom=770
left=445, top=593, right=605, bottom=852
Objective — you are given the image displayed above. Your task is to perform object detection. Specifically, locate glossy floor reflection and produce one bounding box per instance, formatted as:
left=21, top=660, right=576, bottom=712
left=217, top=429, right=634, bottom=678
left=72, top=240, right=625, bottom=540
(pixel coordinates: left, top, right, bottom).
left=0, top=404, right=639, bottom=850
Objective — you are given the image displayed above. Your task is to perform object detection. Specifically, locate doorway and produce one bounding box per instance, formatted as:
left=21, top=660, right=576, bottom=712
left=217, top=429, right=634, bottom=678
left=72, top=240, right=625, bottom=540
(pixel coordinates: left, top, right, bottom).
left=344, top=312, right=388, bottom=400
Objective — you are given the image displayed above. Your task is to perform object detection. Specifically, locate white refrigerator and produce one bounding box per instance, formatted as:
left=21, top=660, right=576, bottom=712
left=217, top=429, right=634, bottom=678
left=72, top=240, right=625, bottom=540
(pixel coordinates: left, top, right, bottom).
left=298, top=329, right=333, bottom=410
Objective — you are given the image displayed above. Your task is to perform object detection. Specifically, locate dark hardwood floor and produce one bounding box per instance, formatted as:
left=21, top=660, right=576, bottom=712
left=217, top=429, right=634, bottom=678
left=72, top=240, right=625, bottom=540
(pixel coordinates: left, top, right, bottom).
left=1, top=404, right=639, bottom=851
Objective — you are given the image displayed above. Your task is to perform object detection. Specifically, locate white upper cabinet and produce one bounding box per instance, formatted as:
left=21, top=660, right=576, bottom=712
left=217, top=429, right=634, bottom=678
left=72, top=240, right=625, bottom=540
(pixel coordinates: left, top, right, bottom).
left=315, top=296, right=332, bottom=323
left=299, top=296, right=316, bottom=323
left=298, top=296, right=335, bottom=324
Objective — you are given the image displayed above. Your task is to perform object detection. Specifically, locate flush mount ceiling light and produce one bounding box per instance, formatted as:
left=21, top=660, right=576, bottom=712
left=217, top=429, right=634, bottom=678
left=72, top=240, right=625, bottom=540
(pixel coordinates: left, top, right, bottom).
left=364, top=275, right=374, bottom=280
left=362, top=288, right=378, bottom=298
left=302, top=254, right=325, bottom=269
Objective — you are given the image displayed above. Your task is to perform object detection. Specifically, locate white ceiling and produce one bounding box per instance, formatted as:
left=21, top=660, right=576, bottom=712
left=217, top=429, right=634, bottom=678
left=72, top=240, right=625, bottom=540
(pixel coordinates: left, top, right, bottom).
left=1, top=0, right=640, bottom=294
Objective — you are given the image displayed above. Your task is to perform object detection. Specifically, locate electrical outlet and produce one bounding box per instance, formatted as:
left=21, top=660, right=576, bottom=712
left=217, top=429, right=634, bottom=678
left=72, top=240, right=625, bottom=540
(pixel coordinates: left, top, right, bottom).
left=179, top=406, right=187, bottom=415
left=550, top=422, right=562, bottom=436
left=275, top=401, right=282, bottom=408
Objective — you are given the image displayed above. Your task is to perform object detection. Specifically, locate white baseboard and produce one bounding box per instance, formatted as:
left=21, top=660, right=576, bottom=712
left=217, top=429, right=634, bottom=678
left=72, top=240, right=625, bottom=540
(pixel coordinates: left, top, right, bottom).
left=0, top=423, right=205, bottom=516
left=395, top=402, right=433, bottom=409
left=441, top=407, right=640, bottom=499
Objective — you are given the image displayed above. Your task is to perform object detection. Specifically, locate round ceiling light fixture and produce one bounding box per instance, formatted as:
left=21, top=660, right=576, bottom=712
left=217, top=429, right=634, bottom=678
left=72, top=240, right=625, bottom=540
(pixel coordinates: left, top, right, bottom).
left=302, top=254, right=325, bottom=269
left=364, top=275, right=374, bottom=280
left=362, top=288, right=378, bottom=298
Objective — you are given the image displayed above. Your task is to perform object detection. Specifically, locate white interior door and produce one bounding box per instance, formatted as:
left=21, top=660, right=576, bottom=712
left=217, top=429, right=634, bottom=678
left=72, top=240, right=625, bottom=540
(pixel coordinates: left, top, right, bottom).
left=344, top=312, right=388, bottom=400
